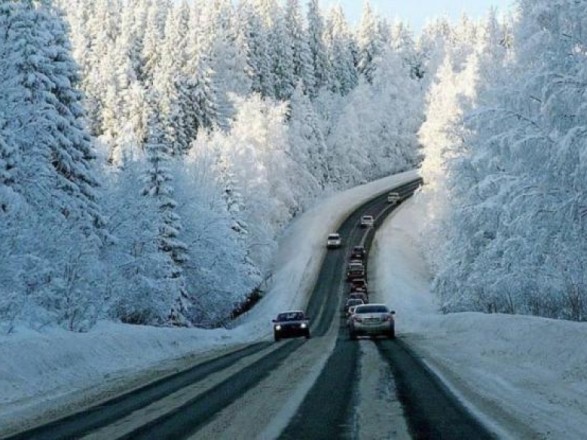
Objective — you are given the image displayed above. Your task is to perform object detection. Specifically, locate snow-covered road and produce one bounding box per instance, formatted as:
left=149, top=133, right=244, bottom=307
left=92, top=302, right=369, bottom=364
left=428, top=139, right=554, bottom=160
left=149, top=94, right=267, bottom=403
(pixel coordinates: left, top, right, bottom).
left=1, top=170, right=586, bottom=439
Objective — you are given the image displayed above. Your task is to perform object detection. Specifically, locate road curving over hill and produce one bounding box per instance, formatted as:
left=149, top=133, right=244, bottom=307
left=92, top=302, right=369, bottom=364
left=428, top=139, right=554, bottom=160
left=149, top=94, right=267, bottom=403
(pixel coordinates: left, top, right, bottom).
left=3, top=177, right=495, bottom=440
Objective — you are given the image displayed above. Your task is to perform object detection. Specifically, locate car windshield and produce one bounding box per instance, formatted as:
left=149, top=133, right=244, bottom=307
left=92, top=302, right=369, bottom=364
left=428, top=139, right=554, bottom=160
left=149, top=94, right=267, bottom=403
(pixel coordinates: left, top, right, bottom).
left=356, top=305, right=388, bottom=314
left=328, top=234, right=339, bottom=239
left=347, top=299, right=364, bottom=306
left=277, top=312, right=305, bottom=321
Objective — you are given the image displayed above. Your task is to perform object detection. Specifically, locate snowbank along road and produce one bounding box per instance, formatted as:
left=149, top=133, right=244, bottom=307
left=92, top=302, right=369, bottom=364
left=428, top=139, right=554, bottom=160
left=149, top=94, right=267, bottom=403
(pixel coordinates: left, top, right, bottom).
left=3, top=177, right=495, bottom=440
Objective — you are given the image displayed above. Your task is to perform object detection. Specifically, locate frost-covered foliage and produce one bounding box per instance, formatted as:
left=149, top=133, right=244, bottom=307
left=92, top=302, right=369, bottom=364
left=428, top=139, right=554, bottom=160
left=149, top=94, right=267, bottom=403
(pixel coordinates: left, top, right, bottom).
left=328, top=49, right=424, bottom=186
left=1, top=0, right=425, bottom=332
left=421, top=1, right=587, bottom=321
left=0, top=1, right=106, bottom=333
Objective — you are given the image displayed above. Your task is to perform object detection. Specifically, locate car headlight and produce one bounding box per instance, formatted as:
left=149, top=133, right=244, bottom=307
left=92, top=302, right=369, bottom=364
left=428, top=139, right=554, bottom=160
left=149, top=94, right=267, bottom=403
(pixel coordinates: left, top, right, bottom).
left=300, top=323, right=307, bottom=329
left=275, top=325, right=282, bottom=331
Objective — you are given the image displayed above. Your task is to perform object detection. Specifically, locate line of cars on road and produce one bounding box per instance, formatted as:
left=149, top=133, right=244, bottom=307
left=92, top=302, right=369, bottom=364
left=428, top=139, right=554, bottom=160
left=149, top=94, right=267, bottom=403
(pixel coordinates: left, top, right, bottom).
left=343, top=244, right=396, bottom=340
left=272, top=191, right=402, bottom=342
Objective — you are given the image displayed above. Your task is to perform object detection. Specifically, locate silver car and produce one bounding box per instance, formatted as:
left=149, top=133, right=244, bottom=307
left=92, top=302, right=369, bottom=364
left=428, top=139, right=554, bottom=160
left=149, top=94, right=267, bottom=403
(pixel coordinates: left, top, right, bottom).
left=349, top=304, right=395, bottom=339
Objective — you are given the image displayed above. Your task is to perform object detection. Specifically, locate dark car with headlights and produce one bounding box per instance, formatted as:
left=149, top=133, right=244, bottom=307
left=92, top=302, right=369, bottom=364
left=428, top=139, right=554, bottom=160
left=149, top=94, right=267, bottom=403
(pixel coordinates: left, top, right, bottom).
left=272, top=310, right=310, bottom=341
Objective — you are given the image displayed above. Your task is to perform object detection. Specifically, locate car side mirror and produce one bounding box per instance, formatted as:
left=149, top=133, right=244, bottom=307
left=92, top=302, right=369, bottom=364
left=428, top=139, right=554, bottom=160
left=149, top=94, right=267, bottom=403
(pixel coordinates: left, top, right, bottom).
left=390, top=311, right=396, bottom=315
left=272, top=319, right=277, bottom=323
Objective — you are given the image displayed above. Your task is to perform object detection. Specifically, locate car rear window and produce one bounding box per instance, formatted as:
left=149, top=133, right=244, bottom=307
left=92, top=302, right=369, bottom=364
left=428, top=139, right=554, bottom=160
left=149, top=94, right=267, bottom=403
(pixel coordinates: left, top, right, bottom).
left=356, top=305, right=388, bottom=314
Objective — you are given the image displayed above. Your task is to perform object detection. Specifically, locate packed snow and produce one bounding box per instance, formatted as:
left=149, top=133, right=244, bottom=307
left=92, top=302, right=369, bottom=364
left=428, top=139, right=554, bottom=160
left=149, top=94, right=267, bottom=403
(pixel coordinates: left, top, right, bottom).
left=2, top=170, right=586, bottom=439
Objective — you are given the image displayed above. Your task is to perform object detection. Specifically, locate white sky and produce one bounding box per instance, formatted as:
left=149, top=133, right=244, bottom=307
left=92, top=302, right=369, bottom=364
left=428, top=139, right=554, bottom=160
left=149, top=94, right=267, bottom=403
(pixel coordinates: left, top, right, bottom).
left=319, top=0, right=516, bottom=31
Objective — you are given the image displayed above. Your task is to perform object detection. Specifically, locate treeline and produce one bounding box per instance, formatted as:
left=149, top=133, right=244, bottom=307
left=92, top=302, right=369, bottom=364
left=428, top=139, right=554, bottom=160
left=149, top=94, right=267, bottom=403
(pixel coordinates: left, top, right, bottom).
left=420, top=1, right=587, bottom=321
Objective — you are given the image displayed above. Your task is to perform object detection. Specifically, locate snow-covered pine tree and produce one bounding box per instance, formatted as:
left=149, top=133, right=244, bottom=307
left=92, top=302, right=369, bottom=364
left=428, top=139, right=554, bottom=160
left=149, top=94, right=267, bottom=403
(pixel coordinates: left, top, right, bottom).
left=142, top=109, right=191, bottom=325
left=1, top=0, right=105, bottom=238
left=269, top=4, right=295, bottom=100
left=287, top=84, right=329, bottom=192
left=306, top=0, right=330, bottom=95
left=0, top=1, right=109, bottom=331
left=152, top=1, right=191, bottom=156
left=285, top=0, right=314, bottom=96
left=324, top=5, right=358, bottom=95
left=356, top=0, right=383, bottom=83
left=237, top=0, right=274, bottom=98
left=198, top=0, right=250, bottom=128
left=390, top=21, right=422, bottom=79
left=141, top=0, right=168, bottom=85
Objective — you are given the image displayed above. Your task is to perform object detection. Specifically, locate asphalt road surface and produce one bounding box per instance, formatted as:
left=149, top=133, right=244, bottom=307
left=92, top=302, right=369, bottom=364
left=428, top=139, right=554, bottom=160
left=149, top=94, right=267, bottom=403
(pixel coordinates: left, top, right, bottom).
left=3, top=178, right=496, bottom=440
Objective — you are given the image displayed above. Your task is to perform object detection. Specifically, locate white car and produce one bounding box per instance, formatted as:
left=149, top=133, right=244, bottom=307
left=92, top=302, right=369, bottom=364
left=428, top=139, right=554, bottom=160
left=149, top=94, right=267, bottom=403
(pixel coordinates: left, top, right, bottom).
left=387, top=192, right=401, bottom=204
left=360, top=215, right=374, bottom=228
left=349, top=304, right=395, bottom=339
left=327, top=233, right=342, bottom=249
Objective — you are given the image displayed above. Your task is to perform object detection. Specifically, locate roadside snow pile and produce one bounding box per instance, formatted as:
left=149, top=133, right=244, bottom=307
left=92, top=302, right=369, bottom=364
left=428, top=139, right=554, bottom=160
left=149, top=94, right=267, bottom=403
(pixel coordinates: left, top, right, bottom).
left=0, top=323, right=245, bottom=433
left=371, top=194, right=587, bottom=440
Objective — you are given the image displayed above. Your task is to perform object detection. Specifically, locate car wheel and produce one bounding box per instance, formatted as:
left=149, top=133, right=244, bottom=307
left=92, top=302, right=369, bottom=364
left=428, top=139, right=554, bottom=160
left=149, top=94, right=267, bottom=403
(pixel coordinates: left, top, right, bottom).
left=349, top=331, right=357, bottom=341
left=274, top=334, right=280, bottom=342
left=388, top=328, right=395, bottom=339
left=305, top=332, right=311, bottom=339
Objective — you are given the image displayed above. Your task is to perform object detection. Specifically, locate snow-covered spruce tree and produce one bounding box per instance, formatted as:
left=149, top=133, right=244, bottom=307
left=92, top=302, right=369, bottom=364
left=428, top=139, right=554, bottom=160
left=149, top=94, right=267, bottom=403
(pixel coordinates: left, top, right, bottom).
left=198, top=0, right=250, bottom=128
left=0, top=1, right=107, bottom=331
left=269, top=4, right=295, bottom=101
left=181, top=45, right=219, bottom=145
left=141, top=0, right=168, bottom=85
left=287, top=84, right=330, bottom=193
left=390, top=21, right=423, bottom=79
left=306, top=0, right=330, bottom=95
left=237, top=0, right=274, bottom=98
left=151, top=2, right=191, bottom=156
left=142, top=109, right=191, bottom=325
left=324, top=5, right=358, bottom=95
left=102, top=156, right=169, bottom=325
left=285, top=0, right=314, bottom=96
left=355, top=1, right=384, bottom=83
